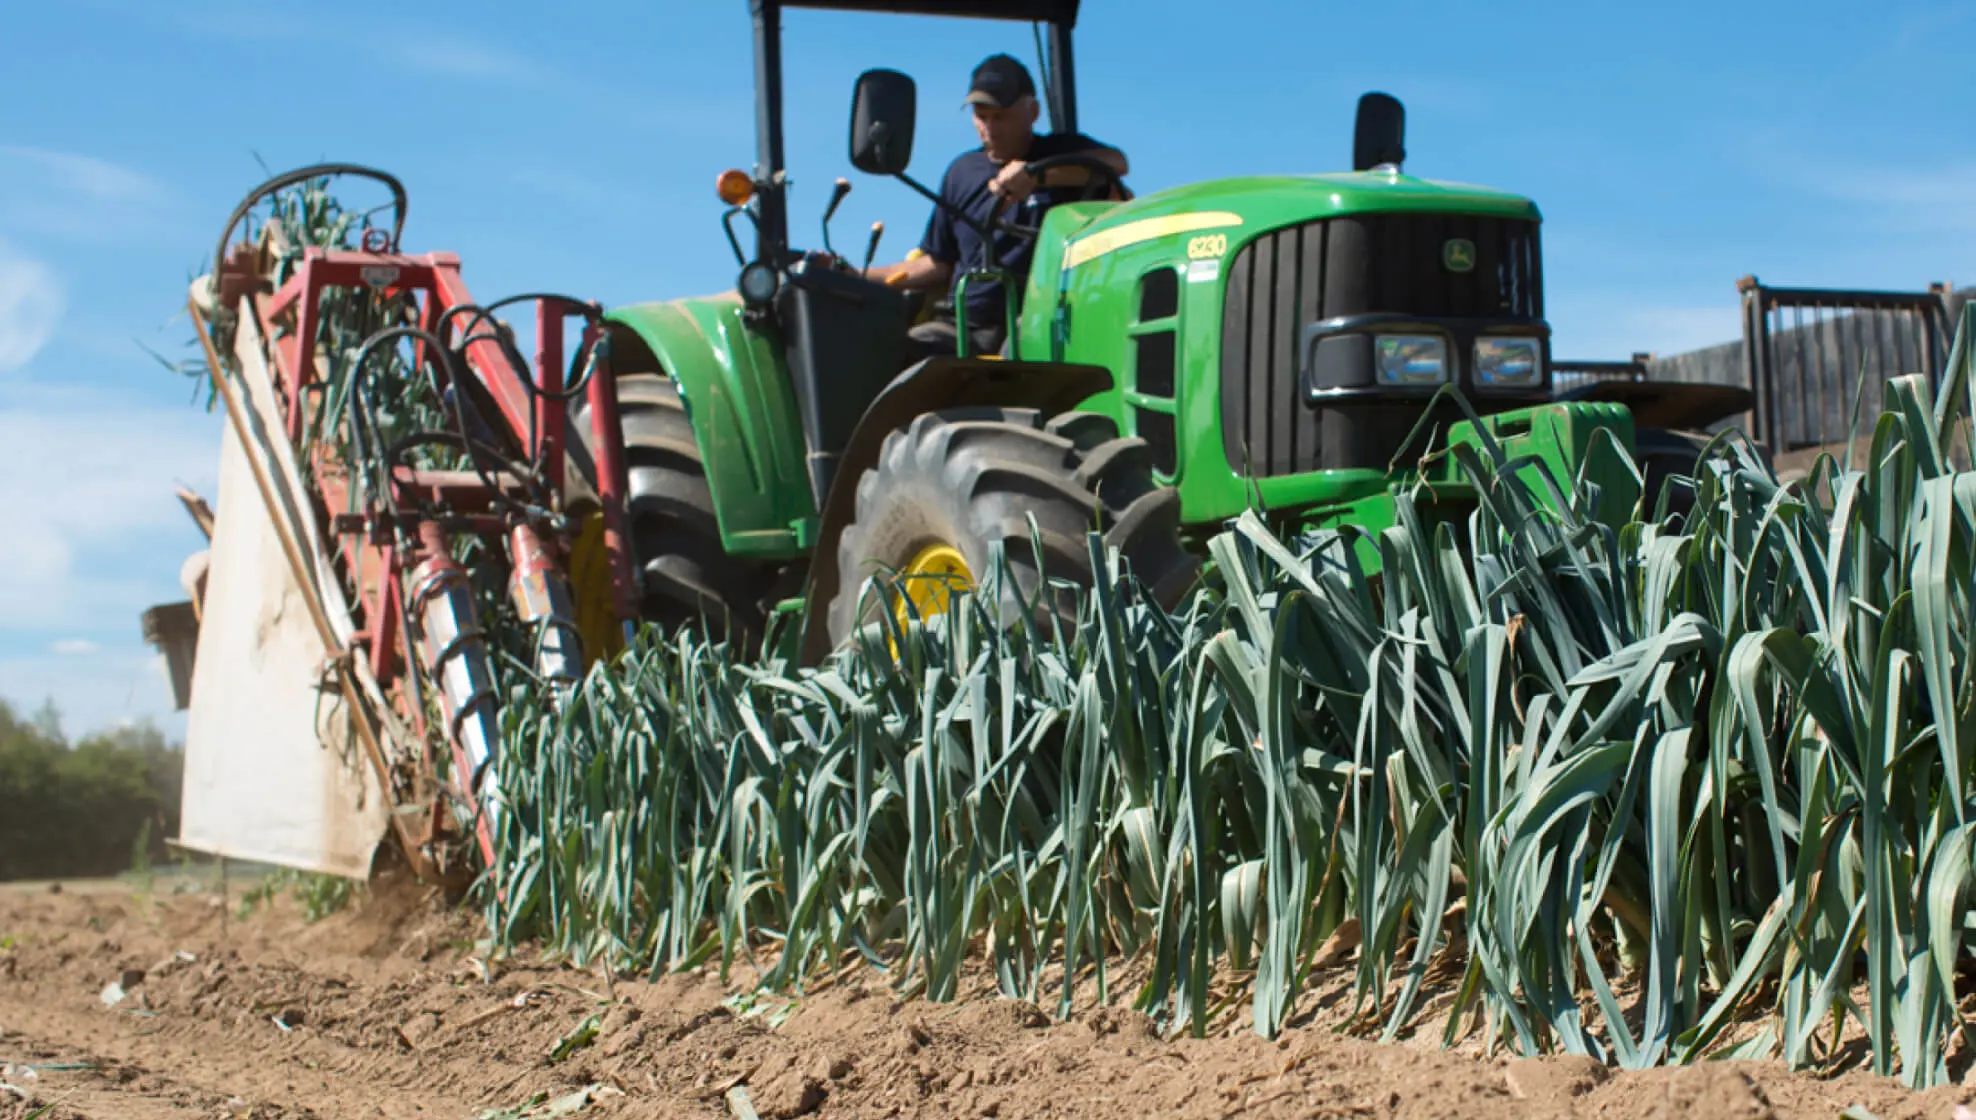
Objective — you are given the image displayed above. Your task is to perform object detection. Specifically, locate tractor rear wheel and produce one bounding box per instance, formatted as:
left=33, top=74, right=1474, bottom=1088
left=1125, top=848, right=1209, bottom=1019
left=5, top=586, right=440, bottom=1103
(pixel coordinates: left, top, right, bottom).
left=825, top=407, right=1199, bottom=647
left=568, top=371, right=779, bottom=644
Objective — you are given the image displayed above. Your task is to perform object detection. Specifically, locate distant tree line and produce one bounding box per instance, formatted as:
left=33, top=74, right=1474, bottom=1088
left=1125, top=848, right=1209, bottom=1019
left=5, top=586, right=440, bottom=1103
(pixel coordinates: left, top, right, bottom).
left=0, top=698, right=183, bottom=881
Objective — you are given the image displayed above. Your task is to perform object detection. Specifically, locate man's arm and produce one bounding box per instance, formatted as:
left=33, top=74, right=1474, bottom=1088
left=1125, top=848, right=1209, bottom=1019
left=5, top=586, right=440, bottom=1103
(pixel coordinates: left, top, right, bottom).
left=868, top=164, right=961, bottom=288
left=1073, top=142, right=1129, bottom=178
left=864, top=250, right=954, bottom=290
left=989, top=136, right=1129, bottom=208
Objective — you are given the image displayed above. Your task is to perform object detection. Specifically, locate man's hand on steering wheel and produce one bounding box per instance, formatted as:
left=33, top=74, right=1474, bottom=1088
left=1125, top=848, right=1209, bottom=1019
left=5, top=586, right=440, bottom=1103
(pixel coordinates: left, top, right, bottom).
left=987, top=160, right=1040, bottom=211
left=990, top=152, right=1129, bottom=237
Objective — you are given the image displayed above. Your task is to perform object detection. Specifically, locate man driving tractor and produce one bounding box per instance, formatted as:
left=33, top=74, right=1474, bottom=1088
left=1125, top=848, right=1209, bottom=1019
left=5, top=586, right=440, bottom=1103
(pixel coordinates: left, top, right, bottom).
left=864, top=52, right=1129, bottom=359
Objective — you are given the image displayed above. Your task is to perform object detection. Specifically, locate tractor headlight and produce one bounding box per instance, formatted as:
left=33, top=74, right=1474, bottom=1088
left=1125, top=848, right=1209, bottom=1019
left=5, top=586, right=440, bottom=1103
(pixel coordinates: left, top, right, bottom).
left=737, top=260, right=779, bottom=306
left=1474, top=337, right=1543, bottom=387
left=1374, top=335, right=1448, bottom=386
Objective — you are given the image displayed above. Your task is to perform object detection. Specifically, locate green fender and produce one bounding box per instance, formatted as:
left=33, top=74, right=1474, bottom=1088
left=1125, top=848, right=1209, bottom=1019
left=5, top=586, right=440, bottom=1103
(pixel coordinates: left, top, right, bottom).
left=604, top=296, right=817, bottom=558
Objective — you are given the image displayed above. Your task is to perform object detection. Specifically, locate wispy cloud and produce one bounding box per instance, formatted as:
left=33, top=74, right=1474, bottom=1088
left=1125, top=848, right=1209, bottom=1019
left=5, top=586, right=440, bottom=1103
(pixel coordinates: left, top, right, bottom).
left=616, top=101, right=754, bottom=144
left=125, top=5, right=743, bottom=141
left=0, top=145, right=165, bottom=203
left=51, top=639, right=100, bottom=656
left=153, top=6, right=554, bottom=91
left=384, top=38, right=547, bottom=86
left=510, top=167, right=647, bottom=213
left=1708, top=137, right=1976, bottom=288
left=1893, top=2, right=1974, bottom=49
left=0, top=147, right=177, bottom=245
left=1743, top=132, right=1976, bottom=237
left=1813, top=162, right=1976, bottom=233
left=1549, top=303, right=1743, bottom=363
left=161, top=3, right=316, bottom=44
left=0, top=397, right=219, bottom=629
left=0, top=240, right=65, bottom=373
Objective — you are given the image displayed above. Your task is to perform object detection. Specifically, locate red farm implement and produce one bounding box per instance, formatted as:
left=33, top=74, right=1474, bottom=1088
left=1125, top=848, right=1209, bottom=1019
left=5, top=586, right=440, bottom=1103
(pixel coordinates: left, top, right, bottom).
left=169, top=165, right=637, bottom=882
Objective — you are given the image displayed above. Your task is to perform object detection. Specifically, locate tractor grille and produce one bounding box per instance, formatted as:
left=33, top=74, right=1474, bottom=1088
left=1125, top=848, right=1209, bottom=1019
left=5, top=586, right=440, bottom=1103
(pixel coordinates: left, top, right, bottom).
left=1219, top=213, right=1543, bottom=477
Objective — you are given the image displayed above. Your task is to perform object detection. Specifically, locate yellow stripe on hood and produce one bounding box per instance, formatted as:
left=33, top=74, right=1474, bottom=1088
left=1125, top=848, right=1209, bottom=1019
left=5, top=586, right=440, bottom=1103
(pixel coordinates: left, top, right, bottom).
left=1061, top=211, right=1243, bottom=269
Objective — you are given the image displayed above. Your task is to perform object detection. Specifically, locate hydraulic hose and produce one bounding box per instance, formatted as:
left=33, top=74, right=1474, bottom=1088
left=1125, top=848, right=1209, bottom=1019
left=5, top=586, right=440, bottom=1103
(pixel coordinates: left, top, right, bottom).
left=437, top=292, right=606, bottom=404
left=347, top=325, right=554, bottom=525
left=435, top=294, right=610, bottom=474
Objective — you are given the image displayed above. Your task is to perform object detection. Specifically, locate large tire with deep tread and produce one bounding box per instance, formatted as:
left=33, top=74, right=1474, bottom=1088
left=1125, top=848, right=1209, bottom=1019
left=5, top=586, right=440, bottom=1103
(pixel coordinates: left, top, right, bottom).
left=568, top=372, right=778, bottom=641
left=825, top=407, right=1199, bottom=647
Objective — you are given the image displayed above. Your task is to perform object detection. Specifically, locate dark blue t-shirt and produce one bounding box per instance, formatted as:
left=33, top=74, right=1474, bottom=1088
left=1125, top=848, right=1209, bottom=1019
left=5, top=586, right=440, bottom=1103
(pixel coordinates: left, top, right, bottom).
left=917, top=131, right=1111, bottom=331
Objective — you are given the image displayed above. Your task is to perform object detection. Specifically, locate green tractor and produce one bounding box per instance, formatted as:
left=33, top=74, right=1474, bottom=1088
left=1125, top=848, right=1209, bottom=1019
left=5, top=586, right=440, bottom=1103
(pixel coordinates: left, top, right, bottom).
left=577, top=0, right=1715, bottom=662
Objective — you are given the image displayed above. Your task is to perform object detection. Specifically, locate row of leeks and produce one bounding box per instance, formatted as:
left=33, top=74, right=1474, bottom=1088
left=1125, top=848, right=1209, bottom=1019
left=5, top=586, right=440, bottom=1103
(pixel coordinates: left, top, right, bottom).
left=485, top=308, right=1976, bottom=1087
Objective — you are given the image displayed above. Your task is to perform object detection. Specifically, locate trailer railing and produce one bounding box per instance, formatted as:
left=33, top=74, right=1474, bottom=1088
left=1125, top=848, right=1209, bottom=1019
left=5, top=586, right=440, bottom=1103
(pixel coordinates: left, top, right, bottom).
left=1553, top=354, right=1652, bottom=387
left=1739, top=276, right=1957, bottom=452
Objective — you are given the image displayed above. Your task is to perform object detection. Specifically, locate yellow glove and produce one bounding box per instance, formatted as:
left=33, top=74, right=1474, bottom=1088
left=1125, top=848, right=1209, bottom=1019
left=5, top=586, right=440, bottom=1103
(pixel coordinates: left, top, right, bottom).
left=884, top=247, right=926, bottom=288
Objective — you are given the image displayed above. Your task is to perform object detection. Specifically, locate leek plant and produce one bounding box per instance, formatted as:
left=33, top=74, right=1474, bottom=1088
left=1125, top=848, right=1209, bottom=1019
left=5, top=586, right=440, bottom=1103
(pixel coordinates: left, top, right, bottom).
left=489, top=315, right=1976, bottom=1086
left=187, top=171, right=445, bottom=487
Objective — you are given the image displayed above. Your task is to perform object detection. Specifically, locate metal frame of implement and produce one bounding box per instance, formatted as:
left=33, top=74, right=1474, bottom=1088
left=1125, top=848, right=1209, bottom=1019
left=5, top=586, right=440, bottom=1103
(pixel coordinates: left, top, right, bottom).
left=188, top=165, right=639, bottom=876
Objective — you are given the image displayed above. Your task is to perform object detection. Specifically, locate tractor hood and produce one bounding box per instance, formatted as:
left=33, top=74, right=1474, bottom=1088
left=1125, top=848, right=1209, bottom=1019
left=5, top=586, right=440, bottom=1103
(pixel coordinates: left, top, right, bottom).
left=1058, top=170, right=1541, bottom=255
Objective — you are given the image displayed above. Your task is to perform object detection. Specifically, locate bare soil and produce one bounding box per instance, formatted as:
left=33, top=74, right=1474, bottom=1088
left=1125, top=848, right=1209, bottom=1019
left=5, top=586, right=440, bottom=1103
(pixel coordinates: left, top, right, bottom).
left=0, top=874, right=1963, bottom=1119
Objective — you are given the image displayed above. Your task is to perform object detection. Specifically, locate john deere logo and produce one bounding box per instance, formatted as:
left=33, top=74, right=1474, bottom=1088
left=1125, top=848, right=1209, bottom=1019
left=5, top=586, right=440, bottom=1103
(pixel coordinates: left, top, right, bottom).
left=1443, top=238, right=1476, bottom=273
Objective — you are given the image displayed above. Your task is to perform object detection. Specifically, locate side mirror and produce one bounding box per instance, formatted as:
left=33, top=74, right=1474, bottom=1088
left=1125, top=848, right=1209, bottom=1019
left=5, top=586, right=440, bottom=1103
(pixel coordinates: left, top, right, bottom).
left=1352, top=92, right=1406, bottom=172
left=849, top=68, right=917, bottom=177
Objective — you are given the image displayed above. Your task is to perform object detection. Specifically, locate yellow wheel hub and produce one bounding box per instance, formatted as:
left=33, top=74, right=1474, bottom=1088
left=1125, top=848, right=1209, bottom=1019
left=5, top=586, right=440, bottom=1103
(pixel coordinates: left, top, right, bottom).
left=567, top=511, right=626, bottom=664
left=894, top=542, right=973, bottom=627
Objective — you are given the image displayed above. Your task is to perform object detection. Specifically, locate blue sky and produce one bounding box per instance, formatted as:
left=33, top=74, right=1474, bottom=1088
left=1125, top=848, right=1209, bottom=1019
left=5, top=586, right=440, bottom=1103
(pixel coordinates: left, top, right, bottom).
left=2, top=0, right=1972, bottom=737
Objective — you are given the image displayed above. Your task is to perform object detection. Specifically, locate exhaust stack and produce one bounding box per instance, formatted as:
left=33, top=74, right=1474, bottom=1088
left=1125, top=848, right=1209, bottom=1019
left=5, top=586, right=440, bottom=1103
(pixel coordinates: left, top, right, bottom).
left=1353, top=92, right=1406, bottom=173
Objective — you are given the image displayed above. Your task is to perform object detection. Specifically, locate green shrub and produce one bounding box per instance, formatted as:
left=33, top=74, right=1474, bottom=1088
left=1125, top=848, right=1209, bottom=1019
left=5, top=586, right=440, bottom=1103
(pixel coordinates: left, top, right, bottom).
left=0, top=701, right=182, bottom=881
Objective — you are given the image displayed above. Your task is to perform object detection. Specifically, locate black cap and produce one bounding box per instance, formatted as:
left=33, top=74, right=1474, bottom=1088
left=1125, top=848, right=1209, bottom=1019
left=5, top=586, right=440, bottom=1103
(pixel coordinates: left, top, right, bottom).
left=964, top=53, right=1037, bottom=109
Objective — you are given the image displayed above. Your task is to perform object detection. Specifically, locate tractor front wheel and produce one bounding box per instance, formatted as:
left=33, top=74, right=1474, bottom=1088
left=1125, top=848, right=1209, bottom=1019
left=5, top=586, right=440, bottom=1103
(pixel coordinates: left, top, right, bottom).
left=825, top=407, right=1198, bottom=647
left=1634, top=426, right=1715, bottom=517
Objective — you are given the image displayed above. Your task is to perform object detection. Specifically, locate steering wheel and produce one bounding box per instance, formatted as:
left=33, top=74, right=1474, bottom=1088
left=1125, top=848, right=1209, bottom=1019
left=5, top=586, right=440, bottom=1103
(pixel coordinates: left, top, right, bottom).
left=994, top=153, right=1131, bottom=239
left=848, top=152, right=1132, bottom=287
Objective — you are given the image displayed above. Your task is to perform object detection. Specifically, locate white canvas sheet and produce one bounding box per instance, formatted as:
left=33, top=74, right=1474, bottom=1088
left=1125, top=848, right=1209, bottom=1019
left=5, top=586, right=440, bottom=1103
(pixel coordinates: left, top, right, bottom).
left=175, top=307, right=388, bottom=878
